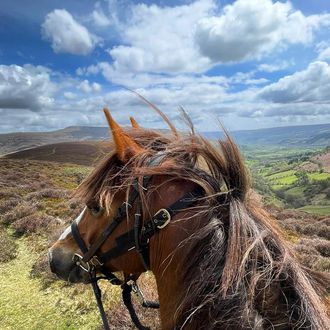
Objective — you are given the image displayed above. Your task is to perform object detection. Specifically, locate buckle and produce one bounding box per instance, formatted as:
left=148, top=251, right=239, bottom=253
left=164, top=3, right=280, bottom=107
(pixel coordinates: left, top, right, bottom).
left=131, top=281, right=146, bottom=304
left=90, top=256, right=104, bottom=267
left=73, top=253, right=91, bottom=272
left=153, top=209, right=171, bottom=229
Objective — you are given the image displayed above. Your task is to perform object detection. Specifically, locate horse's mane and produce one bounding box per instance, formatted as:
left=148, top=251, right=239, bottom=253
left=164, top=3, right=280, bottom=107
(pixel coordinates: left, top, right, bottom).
left=74, top=122, right=329, bottom=329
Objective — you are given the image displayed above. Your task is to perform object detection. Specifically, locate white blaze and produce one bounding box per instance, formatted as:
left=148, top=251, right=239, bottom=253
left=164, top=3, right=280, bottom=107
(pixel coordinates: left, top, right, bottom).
left=59, top=208, right=86, bottom=240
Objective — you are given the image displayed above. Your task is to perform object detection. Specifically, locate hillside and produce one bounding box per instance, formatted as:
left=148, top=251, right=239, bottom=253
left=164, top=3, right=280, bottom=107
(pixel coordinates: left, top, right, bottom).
left=1, top=123, right=329, bottom=155
left=205, top=123, right=330, bottom=146
left=0, top=126, right=110, bottom=155
left=3, top=141, right=111, bottom=166
left=248, top=147, right=330, bottom=216
left=4, top=137, right=330, bottom=216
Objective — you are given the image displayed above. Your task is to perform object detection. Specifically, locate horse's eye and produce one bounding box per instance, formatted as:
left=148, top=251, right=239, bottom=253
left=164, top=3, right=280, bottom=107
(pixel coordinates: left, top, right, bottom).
left=88, top=205, right=104, bottom=217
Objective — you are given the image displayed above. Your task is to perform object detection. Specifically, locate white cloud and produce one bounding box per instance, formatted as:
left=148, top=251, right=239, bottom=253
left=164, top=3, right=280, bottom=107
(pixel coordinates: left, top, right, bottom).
left=78, top=80, right=102, bottom=93
left=63, top=92, right=77, bottom=100
left=92, top=7, right=112, bottom=27
left=317, top=41, right=330, bottom=61
left=195, top=0, right=330, bottom=63
left=104, top=0, right=215, bottom=74
left=257, top=60, right=292, bottom=72
left=41, top=9, right=98, bottom=55
left=0, top=65, right=55, bottom=110
left=259, top=61, right=330, bottom=103
left=78, top=61, right=268, bottom=89
left=318, top=47, right=330, bottom=61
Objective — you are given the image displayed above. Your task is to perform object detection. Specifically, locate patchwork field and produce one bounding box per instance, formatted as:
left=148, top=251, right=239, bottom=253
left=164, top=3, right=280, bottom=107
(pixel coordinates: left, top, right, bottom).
left=246, top=147, right=330, bottom=214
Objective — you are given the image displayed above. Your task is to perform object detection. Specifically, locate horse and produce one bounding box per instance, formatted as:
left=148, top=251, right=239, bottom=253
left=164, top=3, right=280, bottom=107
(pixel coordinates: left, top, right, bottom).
left=49, top=108, right=329, bottom=329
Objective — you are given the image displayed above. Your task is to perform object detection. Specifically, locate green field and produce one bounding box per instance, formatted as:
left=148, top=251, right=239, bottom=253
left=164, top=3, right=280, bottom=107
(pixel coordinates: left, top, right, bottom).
left=307, top=172, right=330, bottom=181
left=298, top=205, right=330, bottom=216
left=285, top=186, right=305, bottom=197
left=246, top=146, right=330, bottom=215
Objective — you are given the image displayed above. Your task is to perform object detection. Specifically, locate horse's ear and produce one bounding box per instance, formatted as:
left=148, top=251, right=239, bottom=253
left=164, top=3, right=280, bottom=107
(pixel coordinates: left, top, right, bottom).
left=103, top=108, right=144, bottom=162
left=129, top=116, right=141, bottom=129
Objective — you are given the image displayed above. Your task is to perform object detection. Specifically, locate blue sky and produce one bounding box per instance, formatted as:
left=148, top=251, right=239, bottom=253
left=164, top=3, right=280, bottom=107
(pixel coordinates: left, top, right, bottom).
left=1, top=0, right=330, bottom=133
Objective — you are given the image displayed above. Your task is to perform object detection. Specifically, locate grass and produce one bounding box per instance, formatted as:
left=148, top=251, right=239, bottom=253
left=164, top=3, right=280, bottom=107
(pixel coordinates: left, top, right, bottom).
left=267, top=170, right=296, bottom=180
left=308, top=172, right=330, bottom=181
left=286, top=186, right=305, bottom=197
left=298, top=205, right=330, bottom=216
left=266, top=170, right=298, bottom=188
left=0, top=237, right=108, bottom=330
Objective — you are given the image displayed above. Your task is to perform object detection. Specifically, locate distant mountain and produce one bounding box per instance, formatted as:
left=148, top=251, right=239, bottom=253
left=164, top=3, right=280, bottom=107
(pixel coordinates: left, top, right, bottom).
left=0, top=126, right=110, bottom=155
left=0, top=123, right=329, bottom=155
left=204, top=123, right=330, bottom=147
left=4, top=141, right=111, bottom=166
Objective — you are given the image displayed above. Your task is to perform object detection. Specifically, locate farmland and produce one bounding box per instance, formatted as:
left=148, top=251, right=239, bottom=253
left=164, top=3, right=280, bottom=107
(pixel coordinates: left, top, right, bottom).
left=245, top=145, right=330, bottom=215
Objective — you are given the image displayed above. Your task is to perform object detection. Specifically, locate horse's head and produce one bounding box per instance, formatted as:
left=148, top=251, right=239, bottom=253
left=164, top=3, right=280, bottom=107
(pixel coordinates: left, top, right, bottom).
left=48, top=108, right=330, bottom=329
left=48, top=109, right=202, bottom=284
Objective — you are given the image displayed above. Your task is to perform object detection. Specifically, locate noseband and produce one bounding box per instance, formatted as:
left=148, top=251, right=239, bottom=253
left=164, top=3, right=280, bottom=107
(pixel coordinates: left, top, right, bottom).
left=70, top=154, right=204, bottom=329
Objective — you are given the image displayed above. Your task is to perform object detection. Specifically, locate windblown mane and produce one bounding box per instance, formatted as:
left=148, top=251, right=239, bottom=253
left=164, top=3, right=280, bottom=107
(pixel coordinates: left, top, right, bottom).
left=74, top=121, right=329, bottom=329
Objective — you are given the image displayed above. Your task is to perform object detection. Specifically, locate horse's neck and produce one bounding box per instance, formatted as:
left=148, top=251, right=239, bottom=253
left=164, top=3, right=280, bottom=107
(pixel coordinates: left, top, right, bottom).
left=150, top=211, right=204, bottom=330
left=152, top=249, right=193, bottom=330
left=153, top=267, right=181, bottom=329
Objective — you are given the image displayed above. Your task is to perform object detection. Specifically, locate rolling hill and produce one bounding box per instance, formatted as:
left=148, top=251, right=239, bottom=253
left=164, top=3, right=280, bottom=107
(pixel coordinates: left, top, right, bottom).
left=204, top=123, right=330, bottom=146
left=1, top=123, right=329, bottom=155
left=3, top=141, right=111, bottom=166
left=0, top=126, right=110, bottom=155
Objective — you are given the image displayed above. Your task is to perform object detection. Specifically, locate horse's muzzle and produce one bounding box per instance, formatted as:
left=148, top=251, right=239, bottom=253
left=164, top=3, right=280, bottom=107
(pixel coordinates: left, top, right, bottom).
left=48, top=247, right=90, bottom=283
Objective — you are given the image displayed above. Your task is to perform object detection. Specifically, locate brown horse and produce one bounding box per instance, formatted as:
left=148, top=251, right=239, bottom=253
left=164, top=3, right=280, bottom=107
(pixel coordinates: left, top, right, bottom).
left=49, top=108, right=329, bottom=329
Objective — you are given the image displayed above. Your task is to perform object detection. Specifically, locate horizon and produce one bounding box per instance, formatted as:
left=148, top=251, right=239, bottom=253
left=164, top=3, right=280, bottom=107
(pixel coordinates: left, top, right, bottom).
left=2, top=121, right=330, bottom=135
left=1, top=0, right=330, bottom=133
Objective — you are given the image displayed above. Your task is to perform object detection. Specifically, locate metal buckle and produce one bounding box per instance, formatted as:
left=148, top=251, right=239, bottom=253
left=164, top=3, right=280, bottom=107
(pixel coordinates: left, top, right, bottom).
left=73, top=253, right=91, bottom=272
left=90, top=256, right=104, bottom=267
left=131, top=282, right=146, bottom=304
left=154, top=209, right=171, bottom=229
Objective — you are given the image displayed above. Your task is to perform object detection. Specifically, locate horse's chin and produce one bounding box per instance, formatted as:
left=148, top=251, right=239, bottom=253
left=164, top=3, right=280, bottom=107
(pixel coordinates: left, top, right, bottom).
left=67, top=266, right=91, bottom=284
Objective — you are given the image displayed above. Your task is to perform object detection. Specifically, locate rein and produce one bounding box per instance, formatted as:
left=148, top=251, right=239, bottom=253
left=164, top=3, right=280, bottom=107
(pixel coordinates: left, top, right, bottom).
left=70, top=155, right=204, bottom=329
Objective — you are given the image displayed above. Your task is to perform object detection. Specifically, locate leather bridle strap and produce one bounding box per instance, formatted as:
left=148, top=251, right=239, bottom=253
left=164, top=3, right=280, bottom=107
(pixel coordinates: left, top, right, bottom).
left=97, top=186, right=204, bottom=267
left=72, top=185, right=141, bottom=265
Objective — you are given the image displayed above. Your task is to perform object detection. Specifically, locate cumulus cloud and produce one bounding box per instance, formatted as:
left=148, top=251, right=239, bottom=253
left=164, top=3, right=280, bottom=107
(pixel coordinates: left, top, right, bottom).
left=41, top=9, right=98, bottom=55
left=317, top=42, right=330, bottom=61
left=259, top=61, right=330, bottom=103
left=63, top=92, right=77, bottom=100
left=105, top=0, right=214, bottom=74
left=257, top=60, right=292, bottom=72
left=0, top=65, right=55, bottom=110
left=78, top=80, right=102, bottom=93
left=195, top=0, right=330, bottom=63
left=92, top=6, right=112, bottom=27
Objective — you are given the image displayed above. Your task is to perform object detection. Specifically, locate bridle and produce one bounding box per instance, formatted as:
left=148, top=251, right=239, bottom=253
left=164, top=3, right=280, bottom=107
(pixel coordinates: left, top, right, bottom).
left=70, top=154, right=205, bottom=329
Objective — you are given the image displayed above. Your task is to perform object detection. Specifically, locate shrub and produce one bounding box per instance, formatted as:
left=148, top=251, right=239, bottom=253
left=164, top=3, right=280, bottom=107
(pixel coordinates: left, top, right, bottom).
left=69, top=198, right=83, bottom=210
left=313, top=239, right=330, bottom=257
left=25, top=188, right=69, bottom=201
left=12, top=214, right=58, bottom=236
left=0, top=198, right=20, bottom=213
left=1, top=203, right=37, bottom=225
left=0, top=229, right=17, bottom=263
left=30, top=255, right=57, bottom=289
left=298, top=254, right=330, bottom=272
